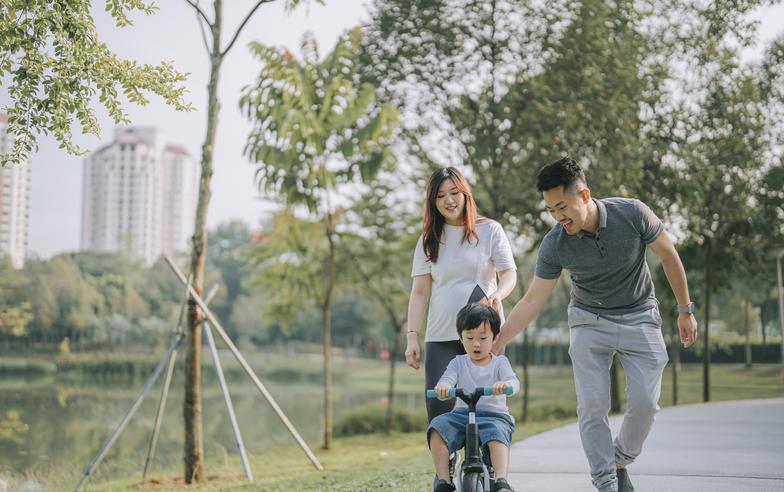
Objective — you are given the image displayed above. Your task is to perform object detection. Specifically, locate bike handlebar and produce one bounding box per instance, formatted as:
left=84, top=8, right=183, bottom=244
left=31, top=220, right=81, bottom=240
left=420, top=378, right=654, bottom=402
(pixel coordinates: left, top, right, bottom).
left=426, top=386, right=513, bottom=398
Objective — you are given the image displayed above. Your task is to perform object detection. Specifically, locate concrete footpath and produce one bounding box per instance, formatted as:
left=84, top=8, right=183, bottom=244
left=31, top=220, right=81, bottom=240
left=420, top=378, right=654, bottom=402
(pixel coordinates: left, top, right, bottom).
left=507, top=398, right=784, bottom=492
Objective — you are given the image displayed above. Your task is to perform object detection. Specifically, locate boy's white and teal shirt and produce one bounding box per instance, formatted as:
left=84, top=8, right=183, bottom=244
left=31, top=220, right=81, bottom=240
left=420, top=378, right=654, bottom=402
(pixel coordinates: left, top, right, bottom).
left=436, top=354, right=520, bottom=415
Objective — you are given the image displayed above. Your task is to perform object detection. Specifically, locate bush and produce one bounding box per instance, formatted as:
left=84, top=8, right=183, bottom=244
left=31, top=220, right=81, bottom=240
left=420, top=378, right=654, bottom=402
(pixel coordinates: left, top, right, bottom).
left=0, top=358, right=54, bottom=377
left=514, top=400, right=577, bottom=423
left=335, top=405, right=427, bottom=437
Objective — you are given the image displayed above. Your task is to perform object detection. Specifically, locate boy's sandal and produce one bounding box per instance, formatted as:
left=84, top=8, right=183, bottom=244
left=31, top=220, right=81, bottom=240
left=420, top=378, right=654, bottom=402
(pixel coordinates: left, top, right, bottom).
left=434, top=478, right=456, bottom=492
left=493, top=477, right=515, bottom=492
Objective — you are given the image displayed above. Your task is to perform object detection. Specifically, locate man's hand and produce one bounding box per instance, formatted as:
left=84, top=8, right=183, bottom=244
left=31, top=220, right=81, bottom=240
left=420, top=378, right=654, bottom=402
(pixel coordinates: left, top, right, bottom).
left=678, top=313, right=698, bottom=348
left=492, top=381, right=510, bottom=395
left=435, top=385, right=452, bottom=399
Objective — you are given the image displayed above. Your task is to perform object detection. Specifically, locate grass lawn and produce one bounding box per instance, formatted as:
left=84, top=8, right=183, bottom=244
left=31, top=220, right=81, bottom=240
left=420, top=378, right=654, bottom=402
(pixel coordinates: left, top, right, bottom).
left=76, top=360, right=781, bottom=492
left=84, top=419, right=574, bottom=492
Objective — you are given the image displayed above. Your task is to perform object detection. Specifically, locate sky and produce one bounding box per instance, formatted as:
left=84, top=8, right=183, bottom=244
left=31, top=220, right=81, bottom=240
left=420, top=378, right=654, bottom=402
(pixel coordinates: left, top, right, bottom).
left=3, top=1, right=783, bottom=259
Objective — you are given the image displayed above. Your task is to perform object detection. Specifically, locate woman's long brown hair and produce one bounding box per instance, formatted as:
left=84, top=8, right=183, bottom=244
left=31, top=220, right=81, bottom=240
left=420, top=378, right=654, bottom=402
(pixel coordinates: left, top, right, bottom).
left=422, top=167, right=480, bottom=263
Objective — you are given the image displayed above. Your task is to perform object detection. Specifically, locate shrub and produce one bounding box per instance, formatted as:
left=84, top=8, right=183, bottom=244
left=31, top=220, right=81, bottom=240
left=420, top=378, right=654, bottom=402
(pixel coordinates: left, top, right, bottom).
left=335, top=405, right=427, bottom=437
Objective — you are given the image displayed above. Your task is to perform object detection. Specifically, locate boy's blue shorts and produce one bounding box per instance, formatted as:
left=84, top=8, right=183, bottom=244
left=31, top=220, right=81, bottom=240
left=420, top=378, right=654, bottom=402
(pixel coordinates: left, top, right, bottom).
left=427, top=408, right=515, bottom=455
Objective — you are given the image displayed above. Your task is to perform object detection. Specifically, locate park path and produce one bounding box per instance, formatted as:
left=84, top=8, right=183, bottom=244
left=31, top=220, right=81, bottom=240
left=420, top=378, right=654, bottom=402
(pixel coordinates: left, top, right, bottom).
left=507, top=398, right=784, bottom=492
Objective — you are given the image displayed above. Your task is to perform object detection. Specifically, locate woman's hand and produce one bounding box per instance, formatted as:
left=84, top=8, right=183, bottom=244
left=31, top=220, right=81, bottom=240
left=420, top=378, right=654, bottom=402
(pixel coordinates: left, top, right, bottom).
left=405, top=332, right=421, bottom=370
left=486, top=293, right=502, bottom=314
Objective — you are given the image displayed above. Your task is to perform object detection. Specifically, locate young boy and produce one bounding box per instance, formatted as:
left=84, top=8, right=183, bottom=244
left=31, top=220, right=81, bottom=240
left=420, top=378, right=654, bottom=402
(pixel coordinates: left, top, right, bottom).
left=428, top=302, right=520, bottom=492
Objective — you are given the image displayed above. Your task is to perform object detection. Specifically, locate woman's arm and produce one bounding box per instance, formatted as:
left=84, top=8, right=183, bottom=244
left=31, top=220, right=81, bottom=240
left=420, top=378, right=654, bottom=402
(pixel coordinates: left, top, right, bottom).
left=405, top=274, right=431, bottom=369
left=488, top=268, right=517, bottom=311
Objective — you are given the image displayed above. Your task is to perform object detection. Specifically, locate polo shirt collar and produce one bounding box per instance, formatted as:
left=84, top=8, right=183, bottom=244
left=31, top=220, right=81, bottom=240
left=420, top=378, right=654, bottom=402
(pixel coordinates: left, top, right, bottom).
left=577, top=198, right=607, bottom=238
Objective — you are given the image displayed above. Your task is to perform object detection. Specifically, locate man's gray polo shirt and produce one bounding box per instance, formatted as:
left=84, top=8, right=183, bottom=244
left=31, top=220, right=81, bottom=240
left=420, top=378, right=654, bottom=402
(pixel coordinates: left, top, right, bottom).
left=535, top=197, right=664, bottom=315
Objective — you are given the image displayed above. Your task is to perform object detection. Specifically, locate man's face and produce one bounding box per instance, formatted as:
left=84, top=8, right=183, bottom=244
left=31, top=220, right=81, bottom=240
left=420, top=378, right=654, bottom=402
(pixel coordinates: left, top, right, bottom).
left=542, top=185, right=591, bottom=235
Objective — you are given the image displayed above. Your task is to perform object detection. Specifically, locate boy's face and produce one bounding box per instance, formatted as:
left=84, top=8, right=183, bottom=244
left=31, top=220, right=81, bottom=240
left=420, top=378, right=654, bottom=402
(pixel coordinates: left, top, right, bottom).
left=459, top=321, right=498, bottom=364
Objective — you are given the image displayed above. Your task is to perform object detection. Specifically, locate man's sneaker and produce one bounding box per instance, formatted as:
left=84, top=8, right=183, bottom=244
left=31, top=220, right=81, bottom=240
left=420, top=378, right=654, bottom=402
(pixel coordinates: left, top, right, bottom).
left=617, top=468, right=635, bottom=492
left=434, top=478, right=456, bottom=492
left=493, top=477, right=515, bottom=491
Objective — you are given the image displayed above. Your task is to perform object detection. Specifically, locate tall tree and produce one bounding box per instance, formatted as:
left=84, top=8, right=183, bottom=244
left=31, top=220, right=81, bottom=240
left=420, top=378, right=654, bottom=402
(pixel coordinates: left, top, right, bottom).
left=669, top=50, right=769, bottom=402
left=0, top=0, right=191, bottom=165
left=241, top=28, right=398, bottom=449
left=340, top=172, right=419, bottom=432
left=177, top=0, right=317, bottom=481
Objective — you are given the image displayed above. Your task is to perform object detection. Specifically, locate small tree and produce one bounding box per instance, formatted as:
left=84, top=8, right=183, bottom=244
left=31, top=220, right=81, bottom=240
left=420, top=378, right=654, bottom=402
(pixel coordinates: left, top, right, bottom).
left=241, top=28, right=398, bottom=449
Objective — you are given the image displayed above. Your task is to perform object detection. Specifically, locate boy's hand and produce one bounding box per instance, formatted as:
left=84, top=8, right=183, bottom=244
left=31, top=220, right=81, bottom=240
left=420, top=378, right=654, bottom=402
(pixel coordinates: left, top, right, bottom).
left=435, top=385, right=452, bottom=399
left=492, top=381, right=510, bottom=396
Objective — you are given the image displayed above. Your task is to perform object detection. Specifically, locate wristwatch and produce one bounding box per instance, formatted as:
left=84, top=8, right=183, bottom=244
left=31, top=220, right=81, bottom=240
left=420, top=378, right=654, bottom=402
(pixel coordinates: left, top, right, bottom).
left=677, top=302, right=696, bottom=314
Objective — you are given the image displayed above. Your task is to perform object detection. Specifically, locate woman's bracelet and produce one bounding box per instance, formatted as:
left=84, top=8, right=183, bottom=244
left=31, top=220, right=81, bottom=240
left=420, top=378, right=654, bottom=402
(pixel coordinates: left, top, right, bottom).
left=406, top=330, right=419, bottom=335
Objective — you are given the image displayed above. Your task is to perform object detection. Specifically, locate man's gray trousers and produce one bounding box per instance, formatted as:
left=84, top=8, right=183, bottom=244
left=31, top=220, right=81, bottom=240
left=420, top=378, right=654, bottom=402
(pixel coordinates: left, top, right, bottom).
left=567, top=305, right=669, bottom=492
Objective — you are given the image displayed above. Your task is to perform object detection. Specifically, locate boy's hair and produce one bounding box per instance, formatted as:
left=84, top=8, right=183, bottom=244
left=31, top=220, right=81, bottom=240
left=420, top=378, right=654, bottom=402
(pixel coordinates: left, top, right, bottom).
left=456, top=303, right=501, bottom=337
left=536, top=156, right=587, bottom=192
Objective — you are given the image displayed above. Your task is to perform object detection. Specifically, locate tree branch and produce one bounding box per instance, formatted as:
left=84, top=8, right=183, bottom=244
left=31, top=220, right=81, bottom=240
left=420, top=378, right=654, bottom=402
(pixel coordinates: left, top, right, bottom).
left=221, top=0, right=275, bottom=57
left=195, top=5, right=212, bottom=54
left=183, top=0, right=213, bottom=27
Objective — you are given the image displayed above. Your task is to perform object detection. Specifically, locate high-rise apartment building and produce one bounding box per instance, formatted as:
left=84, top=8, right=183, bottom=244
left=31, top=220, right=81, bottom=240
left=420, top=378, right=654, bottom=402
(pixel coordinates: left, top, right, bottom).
left=81, top=127, right=199, bottom=265
left=0, top=112, right=31, bottom=269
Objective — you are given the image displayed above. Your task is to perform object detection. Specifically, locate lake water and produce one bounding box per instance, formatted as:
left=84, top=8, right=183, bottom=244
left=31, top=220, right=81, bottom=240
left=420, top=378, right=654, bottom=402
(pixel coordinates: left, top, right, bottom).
left=0, top=353, right=426, bottom=490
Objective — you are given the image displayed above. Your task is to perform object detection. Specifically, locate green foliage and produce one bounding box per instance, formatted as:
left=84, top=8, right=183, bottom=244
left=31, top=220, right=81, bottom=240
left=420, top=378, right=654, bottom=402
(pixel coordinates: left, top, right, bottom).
left=0, top=0, right=192, bottom=165
left=241, top=28, right=398, bottom=213
left=246, top=211, right=343, bottom=328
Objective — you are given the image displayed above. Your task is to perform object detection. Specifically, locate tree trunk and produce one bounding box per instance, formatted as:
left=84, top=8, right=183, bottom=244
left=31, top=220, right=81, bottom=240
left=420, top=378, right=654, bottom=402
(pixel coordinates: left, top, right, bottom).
left=610, top=354, right=621, bottom=414
left=703, top=250, right=712, bottom=403
left=744, top=300, right=752, bottom=369
left=184, top=6, right=223, bottom=483
left=385, top=321, right=403, bottom=433
left=322, top=225, right=337, bottom=450
left=522, top=329, right=529, bottom=423
left=670, top=319, right=680, bottom=406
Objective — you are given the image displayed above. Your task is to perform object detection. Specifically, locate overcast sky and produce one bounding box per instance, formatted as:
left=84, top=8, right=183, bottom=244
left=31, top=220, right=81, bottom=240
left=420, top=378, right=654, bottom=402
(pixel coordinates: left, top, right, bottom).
left=4, top=1, right=783, bottom=259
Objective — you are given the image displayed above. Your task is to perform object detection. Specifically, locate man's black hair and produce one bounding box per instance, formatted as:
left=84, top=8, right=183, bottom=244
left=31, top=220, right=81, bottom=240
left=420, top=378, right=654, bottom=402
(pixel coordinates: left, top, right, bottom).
left=456, top=302, right=501, bottom=337
left=536, top=156, right=587, bottom=192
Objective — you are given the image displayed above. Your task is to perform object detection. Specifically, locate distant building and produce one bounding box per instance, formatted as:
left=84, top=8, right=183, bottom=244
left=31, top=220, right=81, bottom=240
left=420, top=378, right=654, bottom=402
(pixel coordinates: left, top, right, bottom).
left=0, top=112, right=31, bottom=269
left=81, top=127, right=199, bottom=265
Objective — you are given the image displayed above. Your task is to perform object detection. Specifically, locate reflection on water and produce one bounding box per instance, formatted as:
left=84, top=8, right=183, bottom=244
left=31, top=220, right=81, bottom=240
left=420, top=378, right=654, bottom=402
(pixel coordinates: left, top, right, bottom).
left=0, top=356, right=425, bottom=487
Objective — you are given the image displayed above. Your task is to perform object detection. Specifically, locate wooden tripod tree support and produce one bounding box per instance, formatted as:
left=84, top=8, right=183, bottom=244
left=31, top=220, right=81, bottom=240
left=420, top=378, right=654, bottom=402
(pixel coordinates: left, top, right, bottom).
left=163, top=255, right=324, bottom=472
left=74, top=256, right=323, bottom=492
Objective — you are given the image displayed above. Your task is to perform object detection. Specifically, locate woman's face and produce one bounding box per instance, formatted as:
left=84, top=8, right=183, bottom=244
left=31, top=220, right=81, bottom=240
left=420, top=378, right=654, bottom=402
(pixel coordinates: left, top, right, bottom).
left=435, top=178, right=466, bottom=226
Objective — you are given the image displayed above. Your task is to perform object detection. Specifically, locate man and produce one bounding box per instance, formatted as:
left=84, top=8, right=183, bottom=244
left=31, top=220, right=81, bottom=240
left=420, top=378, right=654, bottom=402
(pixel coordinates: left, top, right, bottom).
left=494, top=157, right=698, bottom=492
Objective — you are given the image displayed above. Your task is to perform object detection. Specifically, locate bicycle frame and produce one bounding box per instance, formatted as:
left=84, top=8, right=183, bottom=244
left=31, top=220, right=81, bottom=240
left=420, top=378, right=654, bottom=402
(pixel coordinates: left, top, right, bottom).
left=426, top=386, right=512, bottom=492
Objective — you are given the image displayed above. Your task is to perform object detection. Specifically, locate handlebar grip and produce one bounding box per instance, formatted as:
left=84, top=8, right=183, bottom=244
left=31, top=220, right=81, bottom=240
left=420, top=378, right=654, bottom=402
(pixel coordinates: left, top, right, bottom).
left=483, top=386, right=514, bottom=396
left=427, top=387, right=513, bottom=398
left=426, top=389, right=457, bottom=398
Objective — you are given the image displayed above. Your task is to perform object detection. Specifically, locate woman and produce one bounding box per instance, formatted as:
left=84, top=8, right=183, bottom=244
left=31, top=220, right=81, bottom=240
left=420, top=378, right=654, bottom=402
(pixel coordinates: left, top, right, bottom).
left=405, top=167, right=517, bottom=421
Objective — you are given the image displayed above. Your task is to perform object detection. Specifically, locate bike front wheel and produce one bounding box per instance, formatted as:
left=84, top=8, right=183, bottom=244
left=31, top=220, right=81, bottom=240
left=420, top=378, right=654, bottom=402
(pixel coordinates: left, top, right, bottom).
left=461, top=471, right=484, bottom=492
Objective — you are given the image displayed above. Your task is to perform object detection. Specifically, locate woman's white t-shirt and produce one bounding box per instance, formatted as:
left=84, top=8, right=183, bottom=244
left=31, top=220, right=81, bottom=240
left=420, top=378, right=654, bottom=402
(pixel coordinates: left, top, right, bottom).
left=411, top=220, right=516, bottom=342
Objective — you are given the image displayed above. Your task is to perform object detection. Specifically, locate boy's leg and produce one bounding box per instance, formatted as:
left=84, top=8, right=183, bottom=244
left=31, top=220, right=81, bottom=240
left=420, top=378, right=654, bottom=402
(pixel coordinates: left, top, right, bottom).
left=428, top=429, right=452, bottom=481
left=487, top=441, right=509, bottom=478
left=614, top=308, right=668, bottom=468
left=568, top=307, right=618, bottom=492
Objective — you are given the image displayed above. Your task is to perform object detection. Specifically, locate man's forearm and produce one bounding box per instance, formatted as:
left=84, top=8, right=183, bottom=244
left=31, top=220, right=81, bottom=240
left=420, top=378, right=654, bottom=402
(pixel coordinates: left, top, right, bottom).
left=660, top=253, right=691, bottom=306
left=497, top=295, right=544, bottom=348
